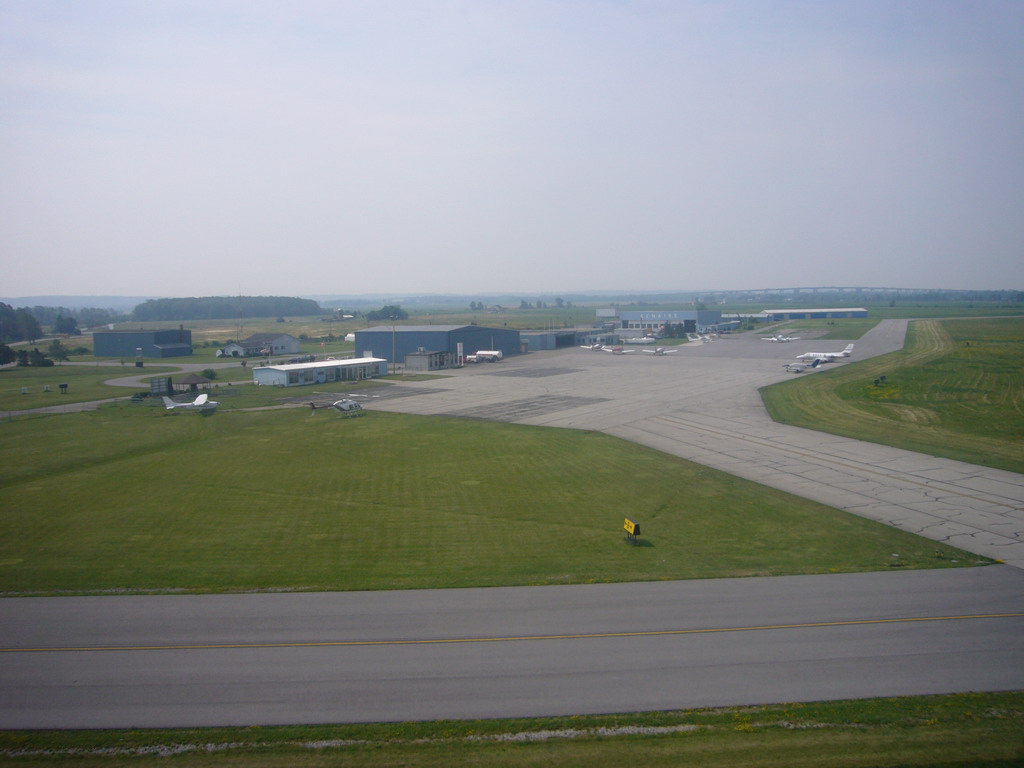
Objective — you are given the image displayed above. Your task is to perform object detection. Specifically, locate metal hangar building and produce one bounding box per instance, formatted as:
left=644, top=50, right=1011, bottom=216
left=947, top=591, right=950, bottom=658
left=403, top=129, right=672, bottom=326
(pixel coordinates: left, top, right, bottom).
left=354, top=325, right=521, bottom=365
left=93, top=329, right=193, bottom=358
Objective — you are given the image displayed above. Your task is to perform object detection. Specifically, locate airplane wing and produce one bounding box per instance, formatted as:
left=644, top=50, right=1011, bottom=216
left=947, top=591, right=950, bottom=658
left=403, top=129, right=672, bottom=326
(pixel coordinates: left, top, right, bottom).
left=193, top=394, right=209, bottom=405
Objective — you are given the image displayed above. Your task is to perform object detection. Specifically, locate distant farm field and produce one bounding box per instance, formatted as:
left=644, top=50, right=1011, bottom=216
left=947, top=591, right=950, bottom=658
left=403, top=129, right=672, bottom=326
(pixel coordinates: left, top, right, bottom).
left=0, top=408, right=982, bottom=596
left=761, top=317, right=1024, bottom=473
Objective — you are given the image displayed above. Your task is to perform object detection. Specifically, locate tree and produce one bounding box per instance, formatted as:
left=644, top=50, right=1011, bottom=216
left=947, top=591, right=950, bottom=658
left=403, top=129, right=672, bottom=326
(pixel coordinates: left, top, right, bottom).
left=47, top=339, right=70, bottom=363
left=28, top=347, right=53, bottom=367
left=0, top=343, right=14, bottom=365
left=366, top=305, right=408, bottom=322
left=15, top=309, right=41, bottom=342
left=201, top=369, right=218, bottom=380
left=0, top=304, right=42, bottom=343
left=53, top=315, right=81, bottom=336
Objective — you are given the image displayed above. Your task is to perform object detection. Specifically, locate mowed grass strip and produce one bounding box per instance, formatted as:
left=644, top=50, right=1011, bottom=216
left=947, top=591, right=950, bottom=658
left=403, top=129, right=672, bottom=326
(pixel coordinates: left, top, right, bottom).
left=761, top=317, right=1024, bottom=474
left=0, top=407, right=982, bottom=595
left=1, top=692, right=1021, bottom=768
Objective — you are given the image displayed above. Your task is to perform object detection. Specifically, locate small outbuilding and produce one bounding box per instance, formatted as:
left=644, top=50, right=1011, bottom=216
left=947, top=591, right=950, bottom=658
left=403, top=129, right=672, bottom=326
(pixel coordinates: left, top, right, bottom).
left=172, top=373, right=215, bottom=393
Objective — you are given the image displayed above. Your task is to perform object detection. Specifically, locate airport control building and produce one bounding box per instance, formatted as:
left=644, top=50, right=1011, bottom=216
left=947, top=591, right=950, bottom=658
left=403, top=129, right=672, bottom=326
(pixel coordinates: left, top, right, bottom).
left=615, top=309, right=725, bottom=334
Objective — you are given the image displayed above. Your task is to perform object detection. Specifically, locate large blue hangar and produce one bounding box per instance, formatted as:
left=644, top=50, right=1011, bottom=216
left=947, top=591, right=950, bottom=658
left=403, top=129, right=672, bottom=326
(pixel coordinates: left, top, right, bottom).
left=355, top=325, right=521, bottom=366
left=93, top=329, right=193, bottom=358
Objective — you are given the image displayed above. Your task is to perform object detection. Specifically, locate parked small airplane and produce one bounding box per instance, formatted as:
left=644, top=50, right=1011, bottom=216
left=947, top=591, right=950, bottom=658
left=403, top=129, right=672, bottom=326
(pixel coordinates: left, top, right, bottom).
left=795, top=343, right=854, bottom=362
left=762, top=334, right=800, bottom=342
left=783, top=359, right=821, bottom=373
left=602, top=345, right=634, bottom=355
left=625, top=336, right=658, bottom=344
left=641, top=347, right=677, bottom=355
left=162, top=393, right=219, bottom=413
left=580, top=343, right=606, bottom=350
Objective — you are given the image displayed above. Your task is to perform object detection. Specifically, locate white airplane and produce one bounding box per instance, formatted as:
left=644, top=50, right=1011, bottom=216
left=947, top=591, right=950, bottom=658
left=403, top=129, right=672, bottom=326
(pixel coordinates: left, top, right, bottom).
left=580, top=343, right=606, bottom=350
left=602, top=345, right=634, bottom=355
left=641, top=347, right=677, bottom=355
left=624, top=336, right=657, bottom=344
left=762, top=334, right=800, bottom=343
left=795, top=343, right=854, bottom=362
left=783, top=359, right=821, bottom=373
left=162, top=393, right=219, bottom=412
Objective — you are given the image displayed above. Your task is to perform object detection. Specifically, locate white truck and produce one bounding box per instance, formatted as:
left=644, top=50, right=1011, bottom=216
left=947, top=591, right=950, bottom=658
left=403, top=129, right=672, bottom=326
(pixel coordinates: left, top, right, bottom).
left=473, top=350, right=503, bottom=362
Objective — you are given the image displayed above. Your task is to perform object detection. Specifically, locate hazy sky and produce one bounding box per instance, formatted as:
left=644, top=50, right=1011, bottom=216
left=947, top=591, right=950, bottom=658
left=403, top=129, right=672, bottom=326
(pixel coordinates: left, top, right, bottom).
left=2, top=0, right=1022, bottom=298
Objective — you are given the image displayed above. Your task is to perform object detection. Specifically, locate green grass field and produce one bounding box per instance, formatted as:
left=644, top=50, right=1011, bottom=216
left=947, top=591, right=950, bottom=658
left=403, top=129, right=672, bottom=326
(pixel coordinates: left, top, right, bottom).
left=761, top=317, right=1024, bottom=473
left=0, top=364, right=181, bottom=412
left=0, top=406, right=983, bottom=596
left=2, top=692, right=1020, bottom=767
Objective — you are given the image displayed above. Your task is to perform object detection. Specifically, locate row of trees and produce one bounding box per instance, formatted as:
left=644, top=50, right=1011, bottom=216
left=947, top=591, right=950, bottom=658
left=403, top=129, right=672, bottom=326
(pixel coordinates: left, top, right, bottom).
left=133, top=296, right=323, bottom=321
left=0, top=303, right=43, bottom=343
left=26, top=305, right=122, bottom=330
left=365, top=305, right=408, bottom=321
left=0, top=339, right=89, bottom=366
left=466, top=299, right=575, bottom=311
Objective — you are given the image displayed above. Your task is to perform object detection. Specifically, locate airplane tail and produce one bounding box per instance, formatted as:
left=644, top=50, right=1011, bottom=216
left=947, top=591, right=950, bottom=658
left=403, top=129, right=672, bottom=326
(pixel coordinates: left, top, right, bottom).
left=162, top=397, right=176, bottom=409
left=810, top=359, right=821, bottom=368
left=843, top=344, right=854, bottom=355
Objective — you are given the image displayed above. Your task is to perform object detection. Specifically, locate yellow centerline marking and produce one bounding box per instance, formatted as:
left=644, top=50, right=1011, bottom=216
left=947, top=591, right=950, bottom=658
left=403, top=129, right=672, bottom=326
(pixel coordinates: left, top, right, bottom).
left=3, top=613, right=1021, bottom=654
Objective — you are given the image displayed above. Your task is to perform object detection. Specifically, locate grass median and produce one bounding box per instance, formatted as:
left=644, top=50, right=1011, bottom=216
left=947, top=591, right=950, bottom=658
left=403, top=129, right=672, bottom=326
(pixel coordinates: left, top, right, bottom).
left=761, top=317, right=1024, bottom=474
left=1, top=692, right=1021, bottom=767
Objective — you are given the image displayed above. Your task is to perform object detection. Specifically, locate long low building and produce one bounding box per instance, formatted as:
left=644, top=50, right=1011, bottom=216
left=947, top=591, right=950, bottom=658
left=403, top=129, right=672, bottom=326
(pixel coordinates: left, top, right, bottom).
left=252, top=357, right=387, bottom=387
left=761, top=307, right=868, bottom=320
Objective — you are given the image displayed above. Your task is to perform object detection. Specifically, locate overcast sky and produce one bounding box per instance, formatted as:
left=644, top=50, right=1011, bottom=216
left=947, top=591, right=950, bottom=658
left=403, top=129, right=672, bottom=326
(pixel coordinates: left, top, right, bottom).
left=2, top=0, right=1022, bottom=299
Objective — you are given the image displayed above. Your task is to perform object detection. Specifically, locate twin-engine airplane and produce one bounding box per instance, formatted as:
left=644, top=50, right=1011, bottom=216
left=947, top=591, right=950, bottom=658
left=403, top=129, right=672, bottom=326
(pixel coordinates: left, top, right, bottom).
left=795, top=343, right=854, bottom=362
left=162, top=393, right=219, bottom=413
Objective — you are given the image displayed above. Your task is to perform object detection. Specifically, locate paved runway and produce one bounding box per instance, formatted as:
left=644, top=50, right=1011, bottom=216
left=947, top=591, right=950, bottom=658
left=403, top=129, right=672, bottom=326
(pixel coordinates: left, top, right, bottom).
left=359, top=321, right=1024, bottom=569
left=2, top=567, right=1022, bottom=728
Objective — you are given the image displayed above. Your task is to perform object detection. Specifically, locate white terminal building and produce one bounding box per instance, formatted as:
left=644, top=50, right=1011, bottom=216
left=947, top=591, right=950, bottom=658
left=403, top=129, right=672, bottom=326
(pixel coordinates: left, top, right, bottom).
left=252, top=357, right=388, bottom=388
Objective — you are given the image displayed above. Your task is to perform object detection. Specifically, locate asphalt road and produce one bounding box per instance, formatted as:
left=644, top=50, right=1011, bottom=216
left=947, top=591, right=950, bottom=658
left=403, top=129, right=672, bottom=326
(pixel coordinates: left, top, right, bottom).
left=2, top=567, right=1022, bottom=728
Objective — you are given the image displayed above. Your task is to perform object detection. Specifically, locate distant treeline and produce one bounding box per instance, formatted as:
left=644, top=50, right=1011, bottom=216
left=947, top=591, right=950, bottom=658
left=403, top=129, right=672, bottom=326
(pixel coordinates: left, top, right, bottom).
left=28, top=305, right=124, bottom=329
left=132, top=296, right=323, bottom=321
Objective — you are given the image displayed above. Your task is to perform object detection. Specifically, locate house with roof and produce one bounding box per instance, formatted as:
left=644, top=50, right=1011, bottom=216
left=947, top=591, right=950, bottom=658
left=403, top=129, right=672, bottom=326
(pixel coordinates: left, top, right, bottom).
left=216, top=333, right=301, bottom=357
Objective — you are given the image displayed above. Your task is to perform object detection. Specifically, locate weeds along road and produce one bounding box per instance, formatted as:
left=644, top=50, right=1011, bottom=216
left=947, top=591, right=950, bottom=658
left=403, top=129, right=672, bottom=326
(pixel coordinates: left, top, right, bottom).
left=364, top=320, right=1024, bottom=569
